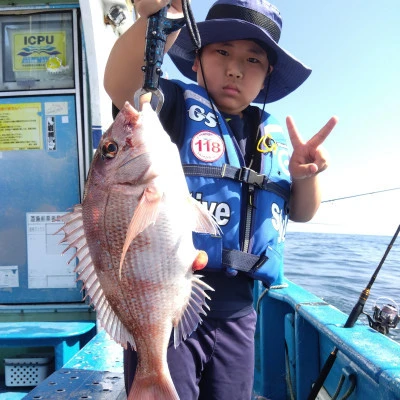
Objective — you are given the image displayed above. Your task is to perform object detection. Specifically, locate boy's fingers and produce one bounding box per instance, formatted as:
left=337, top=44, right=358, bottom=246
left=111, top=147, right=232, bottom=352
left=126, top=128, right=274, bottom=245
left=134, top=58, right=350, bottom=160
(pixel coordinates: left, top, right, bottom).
left=287, top=116, right=338, bottom=149
left=308, top=116, right=339, bottom=148
left=286, top=116, right=304, bottom=148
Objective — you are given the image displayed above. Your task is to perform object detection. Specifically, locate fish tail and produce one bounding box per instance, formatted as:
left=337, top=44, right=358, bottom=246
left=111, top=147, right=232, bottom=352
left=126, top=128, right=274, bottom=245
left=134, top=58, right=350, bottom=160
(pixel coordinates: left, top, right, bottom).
left=127, top=371, right=179, bottom=400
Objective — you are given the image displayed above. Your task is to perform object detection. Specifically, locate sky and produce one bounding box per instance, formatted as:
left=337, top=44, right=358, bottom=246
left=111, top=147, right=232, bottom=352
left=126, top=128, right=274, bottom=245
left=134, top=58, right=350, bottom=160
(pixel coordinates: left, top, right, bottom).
left=160, top=0, right=400, bottom=236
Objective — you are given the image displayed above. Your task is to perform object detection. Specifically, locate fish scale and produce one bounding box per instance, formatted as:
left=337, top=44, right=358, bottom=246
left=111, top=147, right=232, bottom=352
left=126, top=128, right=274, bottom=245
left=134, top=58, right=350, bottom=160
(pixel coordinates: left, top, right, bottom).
left=58, top=102, right=220, bottom=400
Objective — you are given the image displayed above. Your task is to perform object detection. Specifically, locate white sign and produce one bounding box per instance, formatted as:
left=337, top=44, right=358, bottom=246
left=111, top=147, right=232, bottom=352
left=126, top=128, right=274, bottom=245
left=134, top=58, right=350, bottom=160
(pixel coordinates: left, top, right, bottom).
left=0, top=266, right=19, bottom=288
left=26, top=212, right=77, bottom=289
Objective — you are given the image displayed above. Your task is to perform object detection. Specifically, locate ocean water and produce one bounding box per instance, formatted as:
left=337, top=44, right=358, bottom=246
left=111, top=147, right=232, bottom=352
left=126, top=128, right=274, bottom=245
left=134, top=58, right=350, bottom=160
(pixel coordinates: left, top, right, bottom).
left=283, top=231, right=400, bottom=343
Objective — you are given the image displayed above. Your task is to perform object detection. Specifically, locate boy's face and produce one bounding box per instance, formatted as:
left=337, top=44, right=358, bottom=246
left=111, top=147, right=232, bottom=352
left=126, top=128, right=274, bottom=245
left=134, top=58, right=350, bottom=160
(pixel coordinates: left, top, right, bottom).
left=192, top=40, right=272, bottom=116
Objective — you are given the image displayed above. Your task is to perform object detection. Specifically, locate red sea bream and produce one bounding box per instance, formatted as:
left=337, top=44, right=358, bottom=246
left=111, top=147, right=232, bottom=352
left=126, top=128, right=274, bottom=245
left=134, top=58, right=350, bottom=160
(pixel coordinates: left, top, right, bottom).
left=58, top=102, right=219, bottom=399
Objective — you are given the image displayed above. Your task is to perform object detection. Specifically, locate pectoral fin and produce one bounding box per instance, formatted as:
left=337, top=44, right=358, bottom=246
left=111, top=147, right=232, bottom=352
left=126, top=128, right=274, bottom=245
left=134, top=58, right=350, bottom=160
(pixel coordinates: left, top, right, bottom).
left=188, top=196, right=221, bottom=236
left=119, top=185, right=163, bottom=275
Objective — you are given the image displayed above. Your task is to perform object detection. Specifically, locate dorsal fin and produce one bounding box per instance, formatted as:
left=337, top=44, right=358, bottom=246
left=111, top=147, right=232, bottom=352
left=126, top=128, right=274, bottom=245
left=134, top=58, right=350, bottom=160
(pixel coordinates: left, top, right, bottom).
left=57, top=205, right=135, bottom=349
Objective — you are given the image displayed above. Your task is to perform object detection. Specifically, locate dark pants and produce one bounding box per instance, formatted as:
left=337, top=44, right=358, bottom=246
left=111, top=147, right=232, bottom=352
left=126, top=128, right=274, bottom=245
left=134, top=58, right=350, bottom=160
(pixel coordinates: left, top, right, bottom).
left=124, top=310, right=257, bottom=400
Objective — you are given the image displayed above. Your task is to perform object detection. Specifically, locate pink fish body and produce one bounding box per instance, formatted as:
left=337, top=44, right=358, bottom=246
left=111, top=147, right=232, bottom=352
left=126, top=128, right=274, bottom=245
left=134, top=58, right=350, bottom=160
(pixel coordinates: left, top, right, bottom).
left=59, top=102, right=219, bottom=399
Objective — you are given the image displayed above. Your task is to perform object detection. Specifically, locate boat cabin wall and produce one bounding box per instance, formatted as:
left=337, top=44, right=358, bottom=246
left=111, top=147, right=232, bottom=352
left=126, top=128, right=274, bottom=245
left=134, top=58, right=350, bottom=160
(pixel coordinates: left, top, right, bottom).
left=0, top=0, right=125, bottom=380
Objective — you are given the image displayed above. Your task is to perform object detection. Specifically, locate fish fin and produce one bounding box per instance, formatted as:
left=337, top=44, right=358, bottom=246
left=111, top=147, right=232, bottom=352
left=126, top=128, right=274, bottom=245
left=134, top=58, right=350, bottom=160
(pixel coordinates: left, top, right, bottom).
left=119, top=185, right=163, bottom=275
left=188, top=196, right=221, bottom=235
left=58, top=205, right=135, bottom=349
left=128, top=369, right=179, bottom=400
left=173, top=275, right=214, bottom=348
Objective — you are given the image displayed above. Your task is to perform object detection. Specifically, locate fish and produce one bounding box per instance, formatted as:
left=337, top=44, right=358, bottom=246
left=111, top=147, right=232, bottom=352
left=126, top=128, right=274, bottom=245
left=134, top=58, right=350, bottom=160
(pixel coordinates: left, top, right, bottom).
left=58, top=102, right=220, bottom=400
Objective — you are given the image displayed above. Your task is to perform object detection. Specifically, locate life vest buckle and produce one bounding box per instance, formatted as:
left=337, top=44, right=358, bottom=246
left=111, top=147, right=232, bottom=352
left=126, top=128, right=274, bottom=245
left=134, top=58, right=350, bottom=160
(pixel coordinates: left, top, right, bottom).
left=238, top=167, right=265, bottom=188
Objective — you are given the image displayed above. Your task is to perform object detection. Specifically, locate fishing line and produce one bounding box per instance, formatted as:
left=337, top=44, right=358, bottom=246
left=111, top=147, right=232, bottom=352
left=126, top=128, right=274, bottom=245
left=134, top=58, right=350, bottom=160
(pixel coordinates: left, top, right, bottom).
left=182, top=0, right=201, bottom=50
left=198, top=43, right=274, bottom=172
left=249, top=71, right=272, bottom=170
left=178, top=0, right=221, bottom=138
left=322, top=187, right=400, bottom=203
left=307, top=224, right=400, bottom=400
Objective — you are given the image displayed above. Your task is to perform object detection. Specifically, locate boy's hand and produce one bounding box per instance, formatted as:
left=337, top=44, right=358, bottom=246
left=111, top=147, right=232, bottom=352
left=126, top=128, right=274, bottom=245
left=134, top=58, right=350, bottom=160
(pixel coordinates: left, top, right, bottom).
left=135, top=0, right=184, bottom=18
left=287, top=116, right=338, bottom=180
left=169, top=0, right=184, bottom=14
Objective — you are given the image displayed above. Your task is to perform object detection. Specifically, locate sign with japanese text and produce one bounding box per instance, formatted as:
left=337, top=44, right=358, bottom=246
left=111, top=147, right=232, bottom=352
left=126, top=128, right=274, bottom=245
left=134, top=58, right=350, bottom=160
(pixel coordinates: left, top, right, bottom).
left=0, top=103, right=42, bottom=151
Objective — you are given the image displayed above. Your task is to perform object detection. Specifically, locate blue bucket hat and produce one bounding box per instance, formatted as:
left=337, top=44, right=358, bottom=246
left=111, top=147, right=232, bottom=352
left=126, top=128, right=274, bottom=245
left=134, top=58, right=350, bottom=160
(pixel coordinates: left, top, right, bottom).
left=168, top=0, right=312, bottom=103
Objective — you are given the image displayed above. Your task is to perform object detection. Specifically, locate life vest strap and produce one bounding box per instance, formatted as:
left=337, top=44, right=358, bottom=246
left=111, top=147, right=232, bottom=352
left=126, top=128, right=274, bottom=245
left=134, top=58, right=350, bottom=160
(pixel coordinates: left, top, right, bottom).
left=222, top=249, right=268, bottom=272
left=183, top=163, right=290, bottom=202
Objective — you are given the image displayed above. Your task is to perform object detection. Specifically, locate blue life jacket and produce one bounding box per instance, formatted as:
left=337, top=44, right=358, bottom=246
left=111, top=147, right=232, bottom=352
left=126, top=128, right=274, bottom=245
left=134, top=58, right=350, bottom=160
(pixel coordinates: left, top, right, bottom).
left=174, top=82, right=291, bottom=287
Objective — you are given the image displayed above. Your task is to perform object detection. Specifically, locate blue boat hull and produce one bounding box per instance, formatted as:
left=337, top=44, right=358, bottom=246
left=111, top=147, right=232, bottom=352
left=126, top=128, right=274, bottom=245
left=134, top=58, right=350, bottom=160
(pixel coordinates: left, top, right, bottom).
left=253, top=279, right=400, bottom=399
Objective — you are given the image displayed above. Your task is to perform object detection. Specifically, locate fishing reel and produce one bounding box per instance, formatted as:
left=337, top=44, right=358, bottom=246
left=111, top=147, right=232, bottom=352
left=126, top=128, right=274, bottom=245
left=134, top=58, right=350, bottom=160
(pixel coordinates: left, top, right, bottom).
left=364, top=297, right=400, bottom=335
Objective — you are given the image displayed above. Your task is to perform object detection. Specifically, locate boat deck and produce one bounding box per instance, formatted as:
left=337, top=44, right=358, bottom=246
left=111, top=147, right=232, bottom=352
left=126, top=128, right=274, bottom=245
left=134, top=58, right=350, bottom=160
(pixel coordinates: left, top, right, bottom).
left=1, top=280, right=400, bottom=399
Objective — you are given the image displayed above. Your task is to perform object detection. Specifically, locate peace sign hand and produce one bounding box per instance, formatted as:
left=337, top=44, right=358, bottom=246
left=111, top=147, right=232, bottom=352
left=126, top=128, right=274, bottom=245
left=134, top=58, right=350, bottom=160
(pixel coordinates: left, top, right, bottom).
left=287, top=116, right=338, bottom=180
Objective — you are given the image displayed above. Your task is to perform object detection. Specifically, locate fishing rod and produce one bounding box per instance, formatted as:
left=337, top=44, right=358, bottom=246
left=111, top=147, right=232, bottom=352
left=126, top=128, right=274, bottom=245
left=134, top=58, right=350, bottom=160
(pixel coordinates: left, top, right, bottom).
left=307, top=224, right=400, bottom=400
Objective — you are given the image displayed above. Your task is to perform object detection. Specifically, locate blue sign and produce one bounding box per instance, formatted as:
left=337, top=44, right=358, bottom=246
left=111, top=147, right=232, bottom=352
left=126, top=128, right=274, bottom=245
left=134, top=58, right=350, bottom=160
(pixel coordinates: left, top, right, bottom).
left=0, top=95, right=83, bottom=303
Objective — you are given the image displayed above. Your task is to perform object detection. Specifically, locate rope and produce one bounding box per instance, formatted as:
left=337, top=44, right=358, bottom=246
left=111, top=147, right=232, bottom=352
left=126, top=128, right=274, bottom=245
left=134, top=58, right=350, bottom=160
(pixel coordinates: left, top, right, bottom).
left=255, top=287, right=270, bottom=314
left=284, top=340, right=296, bottom=400
left=331, top=374, right=345, bottom=400
left=340, top=374, right=356, bottom=400
left=330, top=373, right=356, bottom=400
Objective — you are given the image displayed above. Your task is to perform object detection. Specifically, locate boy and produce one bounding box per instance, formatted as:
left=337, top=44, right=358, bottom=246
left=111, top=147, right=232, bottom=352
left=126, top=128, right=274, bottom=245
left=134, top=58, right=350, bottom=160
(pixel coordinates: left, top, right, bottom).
left=104, top=0, right=338, bottom=399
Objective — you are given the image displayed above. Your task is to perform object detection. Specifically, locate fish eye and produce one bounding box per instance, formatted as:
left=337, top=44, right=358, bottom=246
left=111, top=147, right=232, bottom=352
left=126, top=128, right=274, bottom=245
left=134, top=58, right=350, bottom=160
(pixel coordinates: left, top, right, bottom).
left=101, top=140, right=118, bottom=159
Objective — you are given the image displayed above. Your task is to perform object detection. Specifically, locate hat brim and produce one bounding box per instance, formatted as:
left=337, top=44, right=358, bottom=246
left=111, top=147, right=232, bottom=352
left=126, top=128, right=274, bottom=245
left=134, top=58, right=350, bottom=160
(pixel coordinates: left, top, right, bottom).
left=168, top=19, right=312, bottom=103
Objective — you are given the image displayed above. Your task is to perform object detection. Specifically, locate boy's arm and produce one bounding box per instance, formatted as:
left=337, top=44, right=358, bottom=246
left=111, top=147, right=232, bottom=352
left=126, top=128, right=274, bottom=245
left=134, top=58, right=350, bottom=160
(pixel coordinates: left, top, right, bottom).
left=289, top=176, right=321, bottom=222
left=287, top=116, right=338, bottom=222
left=104, top=0, right=184, bottom=110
